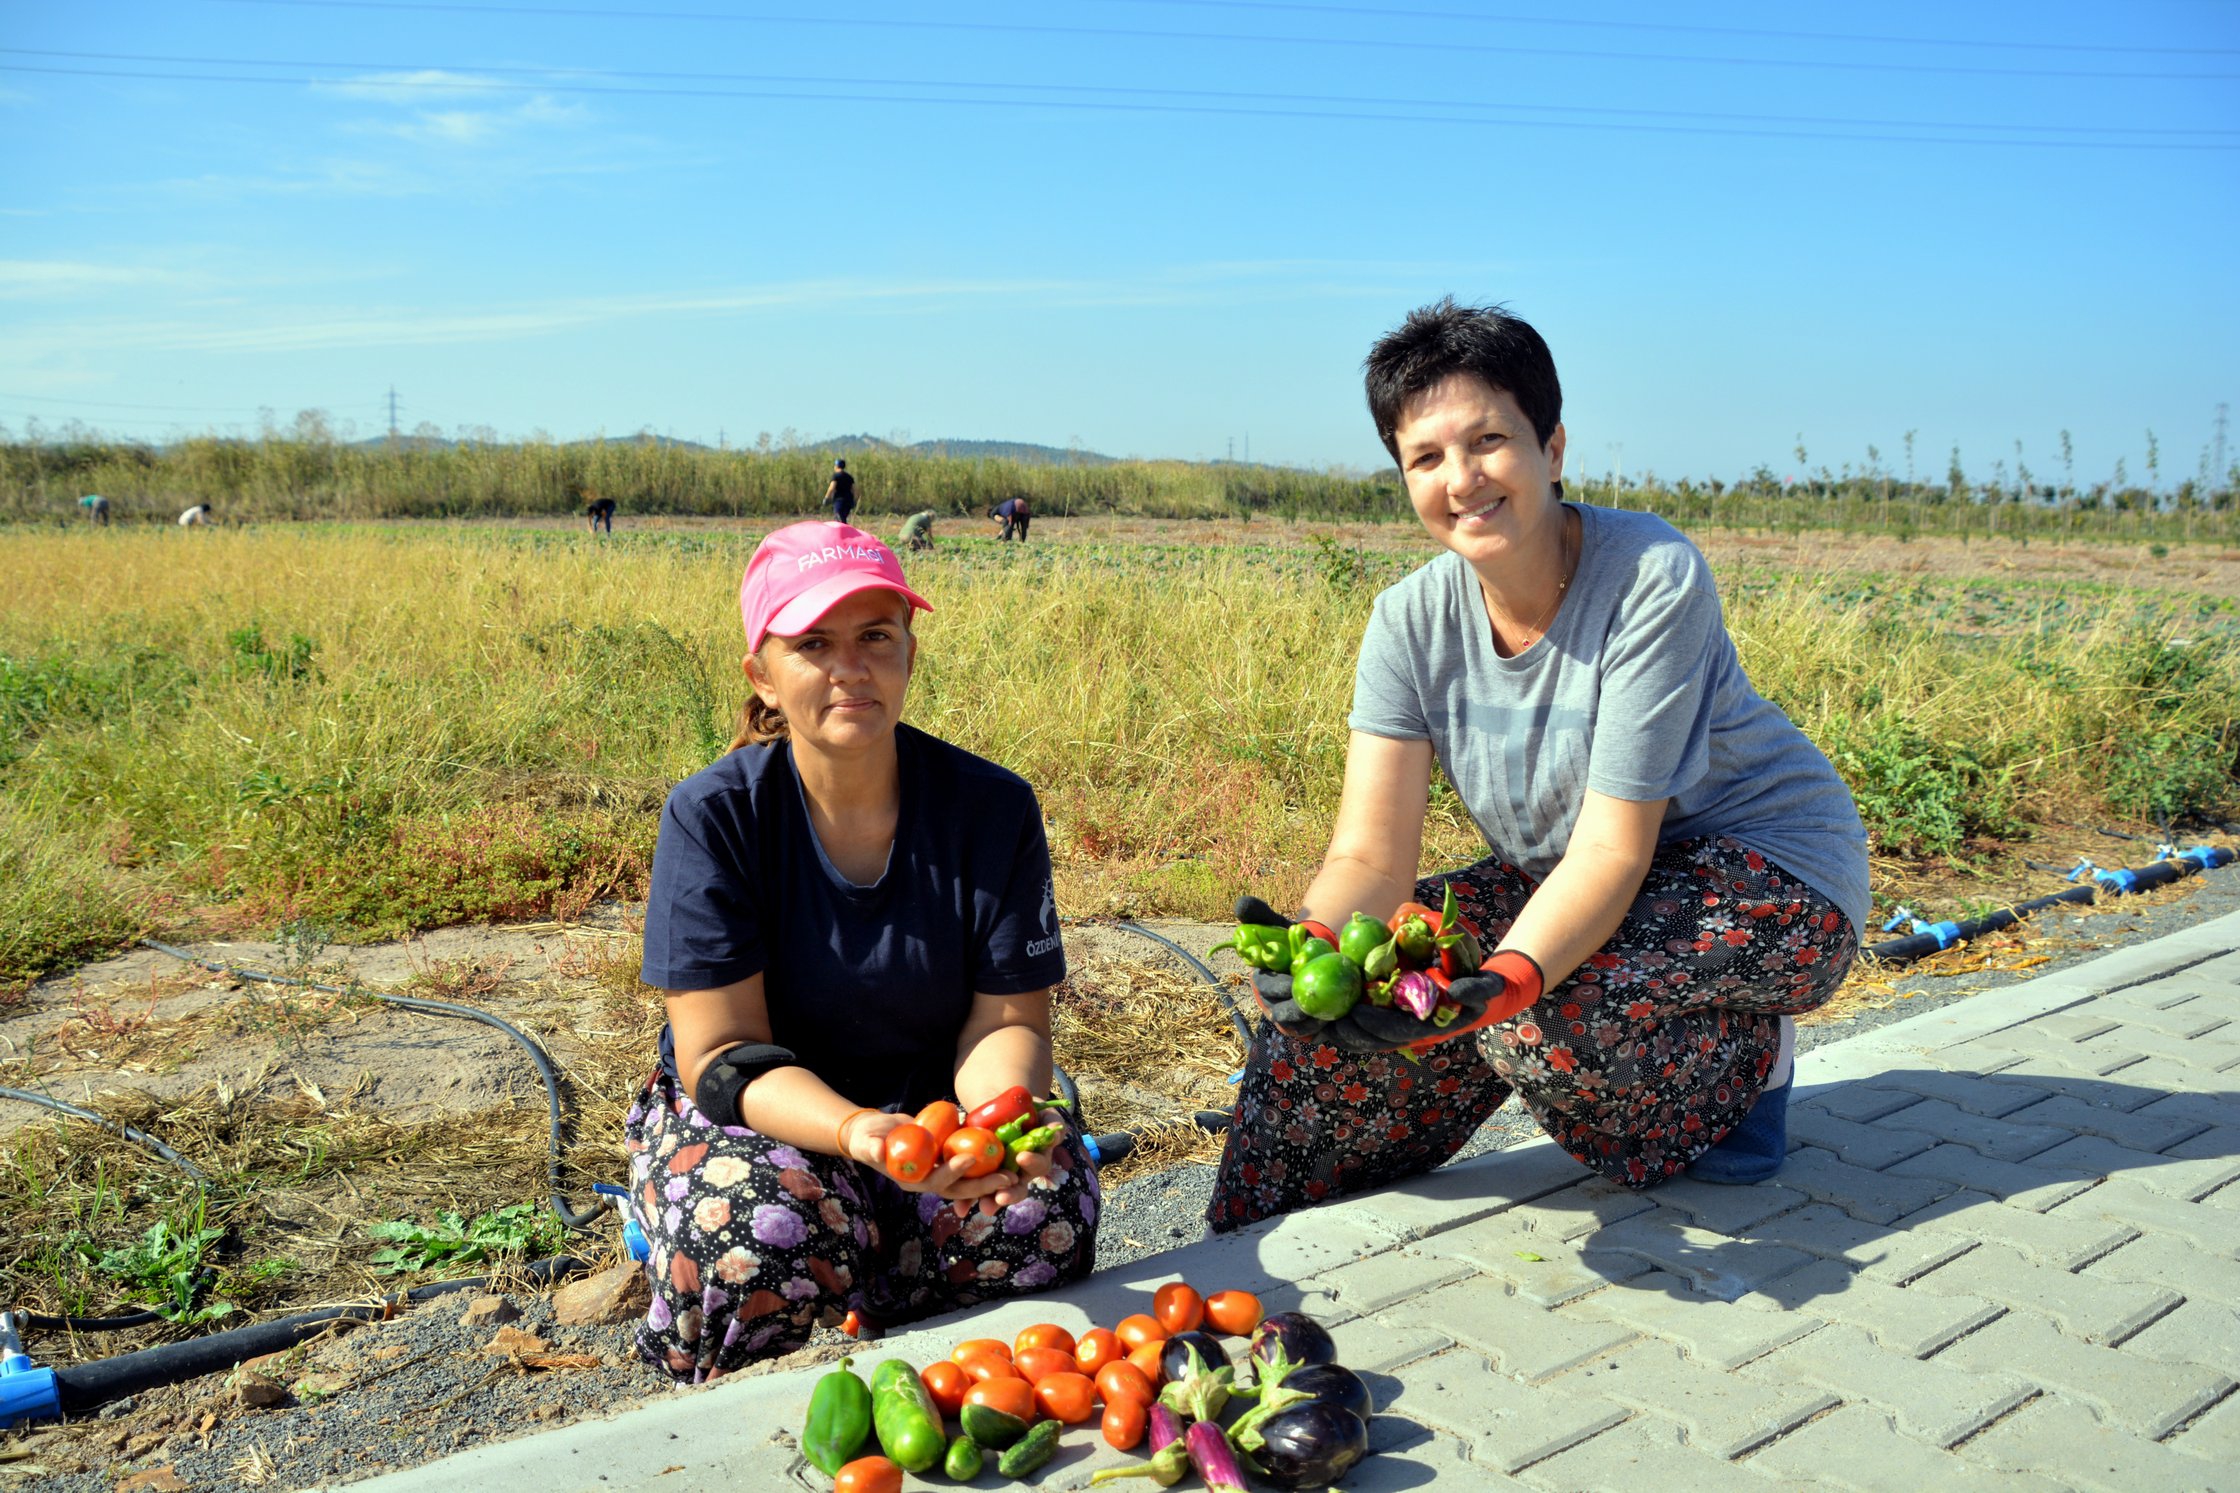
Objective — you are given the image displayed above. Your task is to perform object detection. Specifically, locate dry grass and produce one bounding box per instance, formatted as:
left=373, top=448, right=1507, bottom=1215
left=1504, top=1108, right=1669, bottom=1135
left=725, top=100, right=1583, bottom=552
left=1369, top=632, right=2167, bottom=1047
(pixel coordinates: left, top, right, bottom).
left=1051, top=948, right=1247, bottom=1181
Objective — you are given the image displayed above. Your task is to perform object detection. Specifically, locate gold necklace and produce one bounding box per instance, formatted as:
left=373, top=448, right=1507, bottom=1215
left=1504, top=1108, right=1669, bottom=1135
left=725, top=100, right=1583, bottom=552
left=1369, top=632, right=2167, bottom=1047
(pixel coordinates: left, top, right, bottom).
left=1494, top=509, right=1575, bottom=653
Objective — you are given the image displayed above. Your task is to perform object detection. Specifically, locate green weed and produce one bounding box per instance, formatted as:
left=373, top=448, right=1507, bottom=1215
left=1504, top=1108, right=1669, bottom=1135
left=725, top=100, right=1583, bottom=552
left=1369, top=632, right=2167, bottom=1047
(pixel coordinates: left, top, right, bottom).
left=1818, top=713, right=2022, bottom=857
left=89, top=1204, right=235, bottom=1323
left=365, top=1202, right=563, bottom=1275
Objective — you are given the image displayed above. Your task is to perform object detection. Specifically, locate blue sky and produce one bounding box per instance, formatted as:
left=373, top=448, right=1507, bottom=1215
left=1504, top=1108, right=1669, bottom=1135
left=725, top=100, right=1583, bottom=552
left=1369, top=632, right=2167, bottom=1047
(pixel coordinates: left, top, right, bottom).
left=2, top=0, right=2236, bottom=485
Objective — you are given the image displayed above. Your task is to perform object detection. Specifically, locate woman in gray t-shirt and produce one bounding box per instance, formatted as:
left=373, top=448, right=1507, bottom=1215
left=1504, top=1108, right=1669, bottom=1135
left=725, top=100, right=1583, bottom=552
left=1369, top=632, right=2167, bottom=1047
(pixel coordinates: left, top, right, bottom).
left=1208, top=301, right=1869, bottom=1231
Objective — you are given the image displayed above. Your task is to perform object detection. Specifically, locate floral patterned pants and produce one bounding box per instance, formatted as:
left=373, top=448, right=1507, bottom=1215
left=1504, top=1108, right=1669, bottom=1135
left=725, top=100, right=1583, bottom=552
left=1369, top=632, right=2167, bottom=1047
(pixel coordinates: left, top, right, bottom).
left=622, top=1067, right=1101, bottom=1381
left=1207, top=837, right=1858, bottom=1231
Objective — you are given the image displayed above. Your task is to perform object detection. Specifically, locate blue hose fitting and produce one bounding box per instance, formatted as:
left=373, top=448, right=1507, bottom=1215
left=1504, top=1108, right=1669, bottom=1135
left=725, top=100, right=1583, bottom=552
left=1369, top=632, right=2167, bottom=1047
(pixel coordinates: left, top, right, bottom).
left=2094, top=868, right=2141, bottom=893
left=0, top=1312, right=61, bottom=1429
left=1082, top=1134, right=1103, bottom=1164
left=1880, top=904, right=1918, bottom=933
left=1919, top=920, right=1963, bottom=950
left=590, top=1183, right=649, bottom=1263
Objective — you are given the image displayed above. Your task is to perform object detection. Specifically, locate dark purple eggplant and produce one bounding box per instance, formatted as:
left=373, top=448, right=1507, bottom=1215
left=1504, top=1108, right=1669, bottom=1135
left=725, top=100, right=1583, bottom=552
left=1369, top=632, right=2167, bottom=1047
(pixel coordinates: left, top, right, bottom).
left=1281, top=1362, right=1374, bottom=1422
left=1182, top=1418, right=1250, bottom=1493
left=1159, top=1330, right=1229, bottom=1384
left=1249, top=1400, right=1369, bottom=1489
left=1248, top=1311, right=1336, bottom=1370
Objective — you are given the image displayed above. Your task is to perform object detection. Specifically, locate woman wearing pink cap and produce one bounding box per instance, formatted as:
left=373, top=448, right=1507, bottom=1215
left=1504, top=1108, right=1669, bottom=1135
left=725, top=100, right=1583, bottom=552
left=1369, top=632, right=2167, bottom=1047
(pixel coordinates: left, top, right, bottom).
left=622, top=521, right=1096, bottom=1380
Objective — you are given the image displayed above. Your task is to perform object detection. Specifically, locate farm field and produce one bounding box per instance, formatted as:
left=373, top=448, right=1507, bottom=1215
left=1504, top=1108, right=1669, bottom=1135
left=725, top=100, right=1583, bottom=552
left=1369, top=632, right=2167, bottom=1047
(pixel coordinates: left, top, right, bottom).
left=1, top=512, right=2236, bottom=1483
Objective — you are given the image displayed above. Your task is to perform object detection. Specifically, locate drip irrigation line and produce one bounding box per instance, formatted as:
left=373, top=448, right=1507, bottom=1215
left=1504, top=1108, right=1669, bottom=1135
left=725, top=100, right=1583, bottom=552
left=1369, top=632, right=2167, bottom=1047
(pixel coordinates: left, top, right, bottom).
left=138, top=939, right=602, bottom=1230
left=0, top=1086, right=208, bottom=1183
left=1865, top=846, right=2233, bottom=965
left=18, top=1271, right=220, bottom=1334
left=1110, top=920, right=1256, bottom=1049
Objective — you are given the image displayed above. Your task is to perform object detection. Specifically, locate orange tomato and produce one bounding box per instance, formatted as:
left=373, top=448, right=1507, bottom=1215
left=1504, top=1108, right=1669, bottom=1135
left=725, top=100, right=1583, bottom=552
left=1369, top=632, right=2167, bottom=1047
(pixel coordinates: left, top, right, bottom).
left=1152, top=1282, right=1205, bottom=1335
left=1094, top=1360, right=1155, bottom=1409
left=882, top=1122, right=937, bottom=1183
left=1113, top=1314, right=1167, bottom=1352
left=914, top=1100, right=964, bottom=1147
left=943, top=1126, right=1005, bottom=1178
left=1126, top=1339, right=1166, bottom=1383
left=1102, top=1397, right=1148, bottom=1452
left=1013, top=1347, right=1078, bottom=1385
left=951, top=1339, right=1013, bottom=1366
left=919, top=1359, right=970, bottom=1417
left=958, top=1352, right=1022, bottom=1384
left=1073, top=1326, right=1123, bottom=1377
left=1015, top=1323, right=1078, bottom=1359
left=1034, top=1370, right=1098, bottom=1424
left=1203, top=1289, right=1265, bottom=1337
left=833, top=1455, right=903, bottom=1493
left=963, top=1375, right=1037, bottom=1424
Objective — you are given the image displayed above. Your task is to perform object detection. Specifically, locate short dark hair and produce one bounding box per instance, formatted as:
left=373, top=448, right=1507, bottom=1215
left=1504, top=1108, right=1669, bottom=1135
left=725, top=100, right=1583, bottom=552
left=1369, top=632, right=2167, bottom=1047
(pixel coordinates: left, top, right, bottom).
left=1363, top=298, right=1562, bottom=461
left=834, top=458, right=846, bottom=469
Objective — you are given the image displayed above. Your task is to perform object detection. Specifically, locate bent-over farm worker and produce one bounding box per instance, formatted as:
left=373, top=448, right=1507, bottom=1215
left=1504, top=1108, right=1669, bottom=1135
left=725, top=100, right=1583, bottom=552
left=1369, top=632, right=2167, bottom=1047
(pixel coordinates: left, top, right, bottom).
left=899, top=510, right=935, bottom=551
left=625, top=520, right=1096, bottom=1379
left=178, top=502, right=213, bottom=526
left=1208, top=299, right=1870, bottom=1231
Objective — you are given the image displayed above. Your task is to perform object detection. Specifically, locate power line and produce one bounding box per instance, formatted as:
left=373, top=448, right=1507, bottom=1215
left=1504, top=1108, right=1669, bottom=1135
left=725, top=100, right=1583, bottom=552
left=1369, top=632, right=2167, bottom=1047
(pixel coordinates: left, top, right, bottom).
left=1103, top=0, right=2240, bottom=58
left=188, top=0, right=2240, bottom=83
left=12, top=47, right=2233, bottom=140
left=10, top=63, right=2235, bottom=151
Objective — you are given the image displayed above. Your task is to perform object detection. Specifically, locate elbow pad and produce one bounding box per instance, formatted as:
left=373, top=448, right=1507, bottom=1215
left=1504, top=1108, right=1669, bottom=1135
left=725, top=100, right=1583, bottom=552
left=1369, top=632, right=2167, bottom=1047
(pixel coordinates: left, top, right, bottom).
left=693, top=1041, right=799, bottom=1124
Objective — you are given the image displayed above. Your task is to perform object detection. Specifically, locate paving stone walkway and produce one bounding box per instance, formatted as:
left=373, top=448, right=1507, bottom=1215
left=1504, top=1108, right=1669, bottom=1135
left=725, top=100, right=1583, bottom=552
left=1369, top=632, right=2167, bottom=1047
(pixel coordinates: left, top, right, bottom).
left=349, top=913, right=2240, bottom=1492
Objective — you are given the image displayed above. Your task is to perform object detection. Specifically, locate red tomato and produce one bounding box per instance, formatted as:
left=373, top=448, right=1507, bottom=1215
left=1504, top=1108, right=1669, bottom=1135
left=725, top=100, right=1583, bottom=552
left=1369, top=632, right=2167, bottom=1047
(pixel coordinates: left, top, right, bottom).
left=1126, top=1339, right=1166, bottom=1384
left=958, top=1353, right=1022, bottom=1385
left=1113, top=1314, right=1167, bottom=1352
left=1073, top=1327, right=1123, bottom=1377
left=882, top=1123, right=937, bottom=1183
left=1152, top=1282, right=1204, bottom=1335
left=943, top=1126, right=1005, bottom=1178
left=833, top=1456, right=902, bottom=1493
left=1202, top=1290, right=1265, bottom=1337
left=1094, top=1360, right=1155, bottom=1409
left=920, top=1360, right=970, bottom=1417
left=962, top=1376, right=1037, bottom=1424
left=1014, top=1323, right=1078, bottom=1359
left=1014, top=1347, right=1078, bottom=1385
left=1034, top=1371, right=1097, bottom=1424
left=914, top=1100, right=963, bottom=1148
left=951, top=1339, right=1012, bottom=1366
left=1102, top=1397, right=1148, bottom=1452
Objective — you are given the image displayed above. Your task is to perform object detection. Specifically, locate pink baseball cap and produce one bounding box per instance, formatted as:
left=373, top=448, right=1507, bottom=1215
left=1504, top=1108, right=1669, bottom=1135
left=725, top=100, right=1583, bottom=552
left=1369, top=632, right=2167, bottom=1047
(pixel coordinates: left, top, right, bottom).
left=739, top=521, right=933, bottom=651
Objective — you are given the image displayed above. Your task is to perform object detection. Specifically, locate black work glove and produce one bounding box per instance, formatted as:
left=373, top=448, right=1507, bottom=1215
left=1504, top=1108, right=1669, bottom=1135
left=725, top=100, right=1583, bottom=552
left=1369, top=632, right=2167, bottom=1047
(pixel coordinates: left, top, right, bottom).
left=1334, top=971, right=1508, bottom=1050
left=1233, top=896, right=1329, bottom=1040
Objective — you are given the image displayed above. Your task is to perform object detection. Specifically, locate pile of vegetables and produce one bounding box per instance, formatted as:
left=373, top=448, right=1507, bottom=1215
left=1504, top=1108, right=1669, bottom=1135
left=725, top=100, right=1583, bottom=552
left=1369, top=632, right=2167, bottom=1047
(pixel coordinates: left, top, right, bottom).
left=1211, top=882, right=1485, bottom=1028
left=876, top=1085, right=1068, bottom=1185
left=798, top=1285, right=1376, bottom=1490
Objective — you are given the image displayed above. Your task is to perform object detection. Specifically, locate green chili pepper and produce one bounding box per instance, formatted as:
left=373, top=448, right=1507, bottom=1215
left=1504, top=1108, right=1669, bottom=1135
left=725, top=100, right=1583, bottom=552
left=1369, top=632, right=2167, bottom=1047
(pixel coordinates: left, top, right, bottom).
left=1209, top=923, right=1292, bottom=971
left=996, top=1418, right=1063, bottom=1479
left=993, top=1112, right=1034, bottom=1146
left=1006, top=1122, right=1065, bottom=1167
left=1293, top=953, right=1363, bottom=1020
left=800, top=1355, right=872, bottom=1475
left=1336, top=913, right=1387, bottom=968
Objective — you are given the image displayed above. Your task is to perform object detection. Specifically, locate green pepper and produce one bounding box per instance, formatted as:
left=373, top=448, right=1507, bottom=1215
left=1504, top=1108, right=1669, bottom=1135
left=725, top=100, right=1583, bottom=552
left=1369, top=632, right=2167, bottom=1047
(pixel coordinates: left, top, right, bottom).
left=1336, top=913, right=1387, bottom=968
left=1209, top=922, right=1291, bottom=971
left=945, top=1432, right=985, bottom=1480
left=1288, top=935, right=1337, bottom=979
left=1006, top=1122, right=1065, bottom=1167
left=1392, top=914, right=1436, bottom=963
left=868, top=1357, right=946, bottom=1474
left=1360, top=933, right=1400, bottom=982
left=800, top=1355, right=872, bottom=1475
left=1293, top=952, right=1363, bottom=1020
left=996, top=1418, right=1062, bottom=1479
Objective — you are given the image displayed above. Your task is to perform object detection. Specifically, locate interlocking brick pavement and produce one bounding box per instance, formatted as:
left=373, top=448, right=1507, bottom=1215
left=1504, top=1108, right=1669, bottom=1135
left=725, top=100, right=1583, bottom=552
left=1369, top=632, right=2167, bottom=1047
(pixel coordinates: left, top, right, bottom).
left=357, top=908, right=2240, bottom=1493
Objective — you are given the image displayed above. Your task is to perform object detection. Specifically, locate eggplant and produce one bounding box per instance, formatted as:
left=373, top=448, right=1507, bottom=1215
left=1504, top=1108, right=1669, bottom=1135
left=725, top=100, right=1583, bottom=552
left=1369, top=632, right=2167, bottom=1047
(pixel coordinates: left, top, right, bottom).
left=1159, top=1330, right=1229, bottom=1384
left=1183, top=1418, right=1250, bottom=1493
left=1250, top=1400, right=1370, bottom=1490
left=1281, top=1362, right=1374, bottom=1422
left=1248, top=1311, right=1336, bottom=1370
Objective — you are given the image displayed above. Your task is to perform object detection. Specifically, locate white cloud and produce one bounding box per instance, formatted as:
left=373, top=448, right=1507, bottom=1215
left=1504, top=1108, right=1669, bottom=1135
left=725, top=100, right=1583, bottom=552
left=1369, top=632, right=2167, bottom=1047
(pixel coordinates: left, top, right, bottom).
left=0, top=260, right=201, bottom=299
left=317, top=70, right=510, bottom=104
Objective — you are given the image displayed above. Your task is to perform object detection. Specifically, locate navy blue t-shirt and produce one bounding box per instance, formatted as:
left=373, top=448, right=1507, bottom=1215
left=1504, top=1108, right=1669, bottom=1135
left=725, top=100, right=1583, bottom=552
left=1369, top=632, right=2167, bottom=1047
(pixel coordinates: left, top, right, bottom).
left=643, top=723, right=1066, bottom=1112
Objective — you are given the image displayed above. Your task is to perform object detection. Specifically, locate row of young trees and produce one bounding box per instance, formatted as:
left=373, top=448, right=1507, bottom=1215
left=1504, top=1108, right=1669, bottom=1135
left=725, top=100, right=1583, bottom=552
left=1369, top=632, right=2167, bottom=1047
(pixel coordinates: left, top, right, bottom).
left=2, top=420, right=2232, bottom=539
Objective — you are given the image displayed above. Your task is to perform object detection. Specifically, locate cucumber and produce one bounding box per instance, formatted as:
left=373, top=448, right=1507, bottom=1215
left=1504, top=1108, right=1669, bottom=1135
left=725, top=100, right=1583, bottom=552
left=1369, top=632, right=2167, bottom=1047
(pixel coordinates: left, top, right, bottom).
left=996, top=1418, right=1061, bottom=1479
left=867, top=1358, right=945, bottom=1474
left=944, top=1433, right=985, bottom=1481
left=959, top=1401, right=1030, bottom=1450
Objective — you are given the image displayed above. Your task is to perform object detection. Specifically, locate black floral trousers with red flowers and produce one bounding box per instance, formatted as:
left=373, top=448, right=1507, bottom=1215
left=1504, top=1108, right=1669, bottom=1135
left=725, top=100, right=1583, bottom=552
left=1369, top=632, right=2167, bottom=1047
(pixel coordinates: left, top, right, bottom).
left=1207, top=837, right=1857, bottom=1231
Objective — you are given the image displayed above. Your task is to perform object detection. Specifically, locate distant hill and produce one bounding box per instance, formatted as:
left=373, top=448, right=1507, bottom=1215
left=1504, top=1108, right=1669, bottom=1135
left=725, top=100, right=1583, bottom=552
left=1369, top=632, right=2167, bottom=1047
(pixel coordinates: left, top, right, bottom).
left=807, top=434, right=1117, bottom=466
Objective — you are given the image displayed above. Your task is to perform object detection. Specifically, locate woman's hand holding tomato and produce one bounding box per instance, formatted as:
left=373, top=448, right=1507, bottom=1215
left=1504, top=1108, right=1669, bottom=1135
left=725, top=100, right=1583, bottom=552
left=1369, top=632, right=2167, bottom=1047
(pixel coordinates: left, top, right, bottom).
left=846, top=1109, right=1034, bottom=1210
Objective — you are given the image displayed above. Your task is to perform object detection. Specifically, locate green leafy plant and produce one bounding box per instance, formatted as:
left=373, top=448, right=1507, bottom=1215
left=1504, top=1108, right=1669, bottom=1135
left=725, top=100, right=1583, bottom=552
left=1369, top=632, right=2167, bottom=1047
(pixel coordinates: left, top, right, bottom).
left=366, top=1203, right=561, bottom=1275
left=93, top=1212, right=234, bottom=1323
left=1821, top=712, right=2021, bottom=857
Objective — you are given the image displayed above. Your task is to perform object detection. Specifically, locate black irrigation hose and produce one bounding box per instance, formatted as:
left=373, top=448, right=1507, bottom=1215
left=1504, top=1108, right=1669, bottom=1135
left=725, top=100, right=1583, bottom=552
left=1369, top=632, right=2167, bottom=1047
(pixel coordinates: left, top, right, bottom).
left=1866, top=847, right=2235, bottom=965
left=48, top=1254, right=597, bottom=1414
left=0, top=1085, right=208, bottom=1184
left=18, top=1270, right=221, bottom=1334
left=1110, top=920, right=1257, bottom=1050
left=138, top=939, right=603, bottom=1231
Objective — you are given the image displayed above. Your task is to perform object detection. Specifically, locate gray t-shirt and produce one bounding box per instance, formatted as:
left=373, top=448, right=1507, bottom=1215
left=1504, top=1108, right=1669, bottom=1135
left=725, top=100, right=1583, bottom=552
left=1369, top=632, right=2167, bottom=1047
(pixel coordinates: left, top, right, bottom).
left=1349, top=504, right=1870, bottom=934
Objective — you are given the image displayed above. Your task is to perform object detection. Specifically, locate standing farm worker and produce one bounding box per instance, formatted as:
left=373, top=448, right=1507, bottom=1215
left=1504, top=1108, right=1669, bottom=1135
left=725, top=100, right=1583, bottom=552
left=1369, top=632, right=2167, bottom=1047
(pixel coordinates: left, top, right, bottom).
left=626, top=520, right=1097, bottom=1379
left=991, top=495, right=1032, bottom=541
left=822, top=458, right=858, bottom=525
left=898, top=509, right=936, bottom=551
left=1207, top=299, right=1869, bottom=1231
